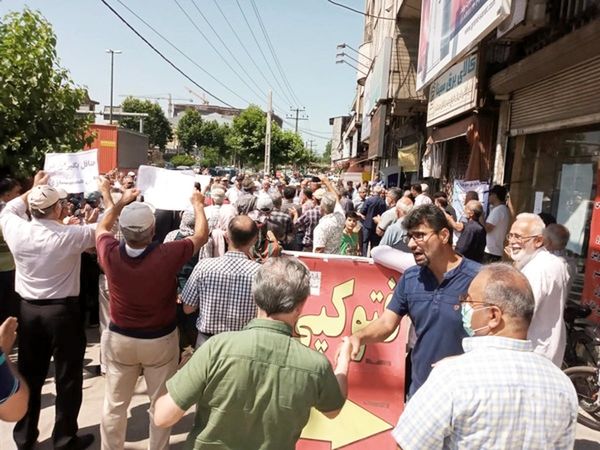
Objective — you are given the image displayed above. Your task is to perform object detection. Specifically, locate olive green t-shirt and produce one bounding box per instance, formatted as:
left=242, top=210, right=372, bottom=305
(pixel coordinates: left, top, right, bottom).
left=167, top=318, right=345, bottom=450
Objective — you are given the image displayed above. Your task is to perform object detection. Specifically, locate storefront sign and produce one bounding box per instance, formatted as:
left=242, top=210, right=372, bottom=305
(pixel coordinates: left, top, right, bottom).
left=367, top=105, right=387, bottom=160
left=417, top=0, right=511, bottom=90
left=362, top=37, right=393, bottom=142
left=398, top=143, right=419, bottom=172
left=580, top=167, right=600, bottom=322
left=290, top=253, right=408, bottom=450
left=427, top=54, right=478, bottom=126
left=44, top=149, right=99, bottom=194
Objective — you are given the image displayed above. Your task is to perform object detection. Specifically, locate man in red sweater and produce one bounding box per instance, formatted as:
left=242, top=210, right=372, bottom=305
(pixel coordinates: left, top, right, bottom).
left=95, top=178, right=208, bottom=450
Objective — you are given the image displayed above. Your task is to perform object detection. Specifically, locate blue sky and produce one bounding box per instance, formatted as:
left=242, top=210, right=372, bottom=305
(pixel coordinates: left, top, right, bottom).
left=0, top=0, right=365, bottom=153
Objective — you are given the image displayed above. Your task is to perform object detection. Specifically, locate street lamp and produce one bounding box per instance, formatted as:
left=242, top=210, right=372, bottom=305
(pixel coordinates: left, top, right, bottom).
left=106, top=49, right=122, bottom=124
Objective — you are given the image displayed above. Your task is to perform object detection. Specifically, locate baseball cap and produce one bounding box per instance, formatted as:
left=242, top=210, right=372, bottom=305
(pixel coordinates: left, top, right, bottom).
left=127, top=171, right=135, bottom=177
left=28, top=185, right=60, bottom=213
left=313, top=188, right=327, bottom=201
left=119, top=202, right=156, bottom=232
left=256, top=195, right=274, bottom=212
left=56, top=188, right=68, bottom=200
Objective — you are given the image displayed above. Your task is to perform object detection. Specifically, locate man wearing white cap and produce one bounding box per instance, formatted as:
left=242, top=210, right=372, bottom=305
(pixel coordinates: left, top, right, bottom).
left=95, top=179, right=208, bottom=450
left=0, top=172, right=97, bottom=450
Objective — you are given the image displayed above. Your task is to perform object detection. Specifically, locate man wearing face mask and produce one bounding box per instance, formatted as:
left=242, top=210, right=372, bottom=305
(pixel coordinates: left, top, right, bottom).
left=392, top=263, right=578, bottom=450
left=347, top=204, right=480, bottom=396
left=506, top=213, right=569, bottom=367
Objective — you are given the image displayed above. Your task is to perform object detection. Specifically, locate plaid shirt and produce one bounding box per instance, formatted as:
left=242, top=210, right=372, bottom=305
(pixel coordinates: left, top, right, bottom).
left=393, top=336, right=578, bottom=450
left=268, top=210, right=293, bottom=244
left=181, top=251, right=260, bottom=334
left=297, top=207, right=321, bottom=247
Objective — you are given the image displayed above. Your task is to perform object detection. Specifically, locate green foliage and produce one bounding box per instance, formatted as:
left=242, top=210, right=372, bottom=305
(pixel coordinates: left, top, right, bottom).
left=322, top=140, right=332, bottom=164
left=176, top=108, right=232, bottom=166
left=0, top=9, right=93, bottom=176
left=170, top=153, right=196, bottom=167
left=120, top=97, right=172, bottom=150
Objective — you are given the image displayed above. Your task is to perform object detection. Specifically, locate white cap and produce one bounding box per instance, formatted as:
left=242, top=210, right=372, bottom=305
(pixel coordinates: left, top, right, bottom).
left=421, top=183, right=429, bottom=193
left=28, top=185, right=60, bottom=213
left=119, top=202, right=155, bottom=232
left=127, top=171, right=135, bottom=177
left=56, top=188, right=68, bottom=200
left=313, top=188, right=327, bottom=201
left=256, top=196, right=274, bottom=211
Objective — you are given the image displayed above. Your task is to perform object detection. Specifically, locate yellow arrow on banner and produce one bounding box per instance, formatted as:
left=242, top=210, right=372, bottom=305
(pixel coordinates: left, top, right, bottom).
left=300, top=400, right=393, bottom=449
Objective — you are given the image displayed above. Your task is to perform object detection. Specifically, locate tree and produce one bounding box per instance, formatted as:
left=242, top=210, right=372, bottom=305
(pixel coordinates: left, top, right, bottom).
left=0, top=9, right=93, bottom=176
left=230, top=105, right=267, bottom=167
left=321, top=140, right=332, bottom=164
left=120, top=97, right=172, bottom=150
left=176, top=108, right=232, bottom=166
left=170, top=153, right=196, bottom=167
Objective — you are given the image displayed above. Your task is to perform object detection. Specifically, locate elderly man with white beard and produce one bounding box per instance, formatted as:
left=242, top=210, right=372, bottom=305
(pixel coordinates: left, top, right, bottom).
left=506, top=213, right=570, bottom=367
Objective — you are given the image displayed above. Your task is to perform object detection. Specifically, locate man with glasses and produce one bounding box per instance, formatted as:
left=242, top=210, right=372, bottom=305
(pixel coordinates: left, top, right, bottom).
left=392, top=263, right=577, bottom=449
left=506, top=213, right=569, bottom=366
left=347, top=204, right=480, bottom=396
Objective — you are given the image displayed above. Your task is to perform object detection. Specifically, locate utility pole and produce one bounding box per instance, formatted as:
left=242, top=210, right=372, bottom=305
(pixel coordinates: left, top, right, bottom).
left=307, top=139, right=316, bottom=153
left=264, top=90, right=272, bottom=175
left=286, top=107, right=308, bottom=134
left=106, top=49, right=122, bottom=124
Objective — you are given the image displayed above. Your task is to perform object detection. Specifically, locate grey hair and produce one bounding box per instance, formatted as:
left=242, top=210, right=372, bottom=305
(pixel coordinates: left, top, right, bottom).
left=466, top=200, right=483, bottom=220
left=320, top=193, right=336, bottom=215
left=543, top=223, right=570, bottom=250
left=30, top=202, right=58, bottom=219
left=270, top=192, right=283, bottom=209
left=396, top=197, right=413, bottom=214
left=481, top=263, right=535, bottom=323
left=211, top=187, right=226, bottom=205
left=120, top=225, right=154, bottom=245
left=516, top=212, right=545, bottom=235
left=252, top=257, right=311, bottom=315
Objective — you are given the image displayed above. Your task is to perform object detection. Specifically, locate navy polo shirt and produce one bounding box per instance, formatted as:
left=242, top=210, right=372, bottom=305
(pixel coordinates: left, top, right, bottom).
left=388, top=257, right=481, bottom=396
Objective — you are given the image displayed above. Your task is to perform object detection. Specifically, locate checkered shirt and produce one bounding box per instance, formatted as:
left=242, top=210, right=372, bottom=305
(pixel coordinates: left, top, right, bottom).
left=267, top=209, right=293, bottom=244
left=297, top=207, right=321, bottom=247
left=181, top=251, right=260, bottom=334
left=393, top=336, right=578, bottom=450
left=312, top=206, right=345, bottom=254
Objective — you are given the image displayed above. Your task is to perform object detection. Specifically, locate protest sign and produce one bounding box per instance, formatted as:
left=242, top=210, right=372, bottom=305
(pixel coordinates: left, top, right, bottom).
left=452, top=179, right=489, bottom=221
left=289, top=253, right=408, bottom=450
left=44, top=149, right=99, bottom=193
left=136, top=165, right=197, bottom=211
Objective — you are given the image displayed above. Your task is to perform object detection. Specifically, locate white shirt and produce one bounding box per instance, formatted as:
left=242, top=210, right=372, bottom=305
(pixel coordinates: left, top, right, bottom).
left=312, top=203, right=345, bottom=254
left=414, top=194, right=432, bottom=207
left=484, top=203, right=510, bottom=256
left=0, top=197, right=96, bottom=299
left=225, top=186, right=242, bottom=204
left=521, top=249, right=569, bottom=366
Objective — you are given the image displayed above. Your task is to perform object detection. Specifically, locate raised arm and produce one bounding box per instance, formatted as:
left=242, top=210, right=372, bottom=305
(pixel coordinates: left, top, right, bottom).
left=96, top=187, right=140, bottom=238
left=186, top=190, right=209, bottom=254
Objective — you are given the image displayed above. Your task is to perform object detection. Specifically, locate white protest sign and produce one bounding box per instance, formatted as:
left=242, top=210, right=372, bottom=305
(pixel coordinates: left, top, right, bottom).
left=195, top=175, right=211, bottom=192
left=136, top=165, right=197, bottom=211
left=44, top=149, right=99, bottom=193
left=452, top=179, right=489, bottom=221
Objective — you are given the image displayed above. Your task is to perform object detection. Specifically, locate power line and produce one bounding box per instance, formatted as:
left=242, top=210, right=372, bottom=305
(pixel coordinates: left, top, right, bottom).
left=100, top=0, right=236, bottom=107
left=234, top=0, right=296, bottom=108
left=211, top=0, right=294, bottom=111
left=326, top=0, right=398, bottom=20
left=173, top=0, right=268, bottom=106
left=249, top=0, right=303, bottom=107
left=111, top=0, right=253, bottom=106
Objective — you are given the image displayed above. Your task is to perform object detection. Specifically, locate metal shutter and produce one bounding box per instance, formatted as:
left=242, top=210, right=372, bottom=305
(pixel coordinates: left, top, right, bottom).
left=510, top=55, right=600, bottom=135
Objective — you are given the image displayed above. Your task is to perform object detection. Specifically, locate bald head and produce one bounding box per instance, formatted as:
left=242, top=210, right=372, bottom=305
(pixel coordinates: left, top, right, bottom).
left=396, top=197, right=413, bottom=217
left=544, top=223, right=570, bottom=252
left=228, top=215, right=259, bottom=249
left=478, top=263, right=534, bottom=323
left=465, top=200, right=483, bottom=220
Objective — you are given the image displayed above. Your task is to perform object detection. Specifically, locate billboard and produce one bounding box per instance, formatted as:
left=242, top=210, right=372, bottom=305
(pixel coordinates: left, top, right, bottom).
left=417, top=0, right=511, bottom=90
left=427, top=53, right=478, bottom=126
left=362, top=37, right=393, bottom=142
left=289, top=253, right=409, bottom=450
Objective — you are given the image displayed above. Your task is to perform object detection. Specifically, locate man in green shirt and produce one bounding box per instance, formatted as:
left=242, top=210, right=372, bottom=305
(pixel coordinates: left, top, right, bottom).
left=154, top=257, right=351, bottom=450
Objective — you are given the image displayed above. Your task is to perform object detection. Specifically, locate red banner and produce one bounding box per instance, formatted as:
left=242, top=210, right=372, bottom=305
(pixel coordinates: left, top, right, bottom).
left=581, top=167, right=600, bottom=322
left=291, top=254, right=408, bottom=450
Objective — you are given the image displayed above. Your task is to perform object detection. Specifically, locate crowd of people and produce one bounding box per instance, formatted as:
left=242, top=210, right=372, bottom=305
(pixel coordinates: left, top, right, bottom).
left=0, top=167, right=583, bottom=449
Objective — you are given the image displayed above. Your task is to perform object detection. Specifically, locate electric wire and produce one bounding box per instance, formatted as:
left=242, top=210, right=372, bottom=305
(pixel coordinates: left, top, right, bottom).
left=100, top=0, right=237, bottom=107
left=326, top=0, right=398, bottom=20
left=111, top=0, right=253, bottom=106
left=248, top=0, right=303, bottom=107
left=234, top=0, right=297, bottom=108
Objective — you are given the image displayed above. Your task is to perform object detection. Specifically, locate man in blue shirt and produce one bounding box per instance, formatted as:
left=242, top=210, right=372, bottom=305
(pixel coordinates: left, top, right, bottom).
left=348, top=204, right=480, bottom=396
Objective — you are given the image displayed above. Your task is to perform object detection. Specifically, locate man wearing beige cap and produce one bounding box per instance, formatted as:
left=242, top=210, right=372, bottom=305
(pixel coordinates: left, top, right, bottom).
left=95, top=179, right=208, bottom=450
left=0, top=172, right=97, bottom=450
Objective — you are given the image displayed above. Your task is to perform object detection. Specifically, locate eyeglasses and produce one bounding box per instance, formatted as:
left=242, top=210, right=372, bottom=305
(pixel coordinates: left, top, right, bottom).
left=506, top=233, right=540, bottom=243
left=458, top=293, right=488, bottom=306
left=402, top=230, right=435, bottom=244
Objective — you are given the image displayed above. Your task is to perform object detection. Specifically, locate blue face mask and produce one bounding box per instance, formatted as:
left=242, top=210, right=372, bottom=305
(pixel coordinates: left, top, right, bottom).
left=461, top=303, right=491, bottom=337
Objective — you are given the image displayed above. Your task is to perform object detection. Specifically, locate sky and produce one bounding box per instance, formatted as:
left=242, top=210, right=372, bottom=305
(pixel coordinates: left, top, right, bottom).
left=0, top=0, right=365, bottom=153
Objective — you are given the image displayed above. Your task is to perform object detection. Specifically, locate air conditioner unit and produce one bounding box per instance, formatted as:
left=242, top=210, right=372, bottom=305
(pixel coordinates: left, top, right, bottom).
left=497, top=0, right=548, bottom=40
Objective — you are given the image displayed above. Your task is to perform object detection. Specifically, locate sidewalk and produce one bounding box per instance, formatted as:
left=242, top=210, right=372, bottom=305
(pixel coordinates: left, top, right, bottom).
left=2, top=328, right=600, bottom=449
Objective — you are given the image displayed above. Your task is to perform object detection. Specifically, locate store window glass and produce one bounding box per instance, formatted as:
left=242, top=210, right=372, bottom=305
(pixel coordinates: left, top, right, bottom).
left=507, top=126, right=600, bottom=262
